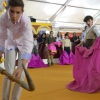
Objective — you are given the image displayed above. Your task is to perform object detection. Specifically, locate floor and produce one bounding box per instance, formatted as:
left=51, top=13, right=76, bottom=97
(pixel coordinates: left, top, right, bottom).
left=0, top=64, right=100, bottom=100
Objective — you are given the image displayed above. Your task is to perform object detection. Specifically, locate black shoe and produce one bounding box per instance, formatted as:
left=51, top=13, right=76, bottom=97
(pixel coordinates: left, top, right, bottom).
left=51, top=62, right=54, bottom=66
left=48, top=63, right=50, bottom=67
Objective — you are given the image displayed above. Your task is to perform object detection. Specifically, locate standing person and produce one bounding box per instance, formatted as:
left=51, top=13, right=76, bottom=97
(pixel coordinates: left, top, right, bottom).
left=32, top=34, right=38, bottom=55
left=41, top=33, right=46, bottom=42
left=67, top=15, right=100, bottom=93
left=41, top=33, right=47, bottom=59
left=38, top=33, right=47, bottom=59
left=46, top=33, right=49, bottom=38
left=0, top=0, right=33, bottom=100
left=55, top=32, right=63, bottom=57
left=62, top=33, right=71, bottom=55
left=56, top=32, right=63, bottom=42
left=71, top=32, right=80, bottom=54
left=45, top=31, right=55, bottom=66
left=59, top=33, right=74, bottom=65
left=78, top=15, right=100, bottom=49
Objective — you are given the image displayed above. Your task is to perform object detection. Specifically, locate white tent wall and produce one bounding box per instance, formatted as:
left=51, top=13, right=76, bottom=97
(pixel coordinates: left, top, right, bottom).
left=23, top=0, right=100, bottom=31
left=1, top=0, right=100, bottom=32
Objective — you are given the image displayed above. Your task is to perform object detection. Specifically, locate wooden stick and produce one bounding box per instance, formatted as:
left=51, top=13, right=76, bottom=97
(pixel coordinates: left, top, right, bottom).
left=0, top=65, right=35, bottom=91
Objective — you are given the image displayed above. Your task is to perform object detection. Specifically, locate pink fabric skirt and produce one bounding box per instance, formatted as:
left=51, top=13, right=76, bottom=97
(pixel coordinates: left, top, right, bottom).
left=59, top=51, right=75, bottom=65
left=28, top=54, right=47, bottom=68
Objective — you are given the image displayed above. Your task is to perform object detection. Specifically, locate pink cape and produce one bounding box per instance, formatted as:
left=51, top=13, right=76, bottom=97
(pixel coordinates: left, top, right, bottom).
left=28, top=54, right=47, bottom=68
left=66, top=37, right=100, bottom=93
left=47, top=42, right=62, bottom=55
left=59, top=51, right=75, bottom=65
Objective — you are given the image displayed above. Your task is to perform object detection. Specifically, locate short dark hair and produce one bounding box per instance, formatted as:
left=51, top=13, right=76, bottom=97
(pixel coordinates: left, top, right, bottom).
left=8, top=0, right=24, bottom=10
left=50, top=31, right=53, bottom=34
left=83, top=15, right=93, bottom=22
left=65, top=32, right=69, bottom=35
left=65, top=33, right=69, bottom=37
left=42, top=33, right=46, bottom=37
left=33, top=34, right=37, bottom=38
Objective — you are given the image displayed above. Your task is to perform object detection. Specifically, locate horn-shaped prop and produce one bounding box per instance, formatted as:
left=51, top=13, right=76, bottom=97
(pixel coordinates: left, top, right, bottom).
left=0, top=64, right=35, bottom=91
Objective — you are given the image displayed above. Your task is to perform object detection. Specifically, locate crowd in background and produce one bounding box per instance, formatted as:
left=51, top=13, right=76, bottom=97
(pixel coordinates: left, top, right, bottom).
left=32, top=31, right=81, bottom=63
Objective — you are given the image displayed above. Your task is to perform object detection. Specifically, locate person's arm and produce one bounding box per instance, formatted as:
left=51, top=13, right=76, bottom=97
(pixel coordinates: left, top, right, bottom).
left=77, top=33, right=85, bottom=46
left=0, top=13, right=7, bottom=57
left=81, top=32, right=84, bottom=41
left=36, top=41, right=38, bottom=52
left=62, top=40, right=64, bottom=50
left=77, top=41, right=84, bottom=46
left=13, top=19, right=33, bottom=79
left=93, top=26, right=100, bottom=37
left=45, top=37, right=48, bottom=47
left=69, top=40, right=71, bottom=50
left=21, top=21, right=33, bottom=63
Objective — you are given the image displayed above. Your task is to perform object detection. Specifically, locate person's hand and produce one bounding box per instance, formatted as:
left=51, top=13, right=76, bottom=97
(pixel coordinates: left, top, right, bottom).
left=0, top=57, right=5, bottom=64
left=36, top=49, right=38, bottom=53
left=8, top=68, right=23, bottom=81
left=51, top=44, right=55, bottom=46
left=12, top=68, right=23, bottom=79
left=74, top=40, right=78, bottom=42
left=0, top=51, right=3, bottom=63
left=46, top=44, right=48, bottom=47
left=77, top=43, right=81, bottom=47
left=0, top=51, right=3, bottom=58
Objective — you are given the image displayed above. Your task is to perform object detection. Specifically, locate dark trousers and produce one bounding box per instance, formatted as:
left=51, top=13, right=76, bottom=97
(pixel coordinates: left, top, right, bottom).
left=32, top=45, right=38, bottom=55
left=83, top=43, right=87, bottom=47
left=64, top=47, right=70, bottom=55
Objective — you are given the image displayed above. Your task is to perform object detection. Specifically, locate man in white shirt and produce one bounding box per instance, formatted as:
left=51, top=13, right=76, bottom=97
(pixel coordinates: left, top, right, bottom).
left=78, top=15, right=100, bottom=49
left=0, top=0, right=33, bottom=100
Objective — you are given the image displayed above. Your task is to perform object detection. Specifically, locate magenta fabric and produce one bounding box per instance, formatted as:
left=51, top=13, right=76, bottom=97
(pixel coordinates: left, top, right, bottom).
left=69, top=51, right=75, bottom=65
left=47, top=42, right=62, bottom=55
left=66, top=37, right=100, bottom=93
left=28, top=54, right=47, bottom=68
left=59, top=51, right=75, bottom=65
left=47, top=44, right=56, bottom=55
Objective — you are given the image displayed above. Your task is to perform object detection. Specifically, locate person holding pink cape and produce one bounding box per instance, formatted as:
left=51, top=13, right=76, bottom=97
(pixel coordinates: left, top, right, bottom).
left=66, top=15, right=100, bottom=93
left=45, top=31, right=55, bottom=66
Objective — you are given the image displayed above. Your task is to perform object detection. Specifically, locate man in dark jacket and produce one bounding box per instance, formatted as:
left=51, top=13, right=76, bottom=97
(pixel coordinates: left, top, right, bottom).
left=45, top=31, right=55, bottom=66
